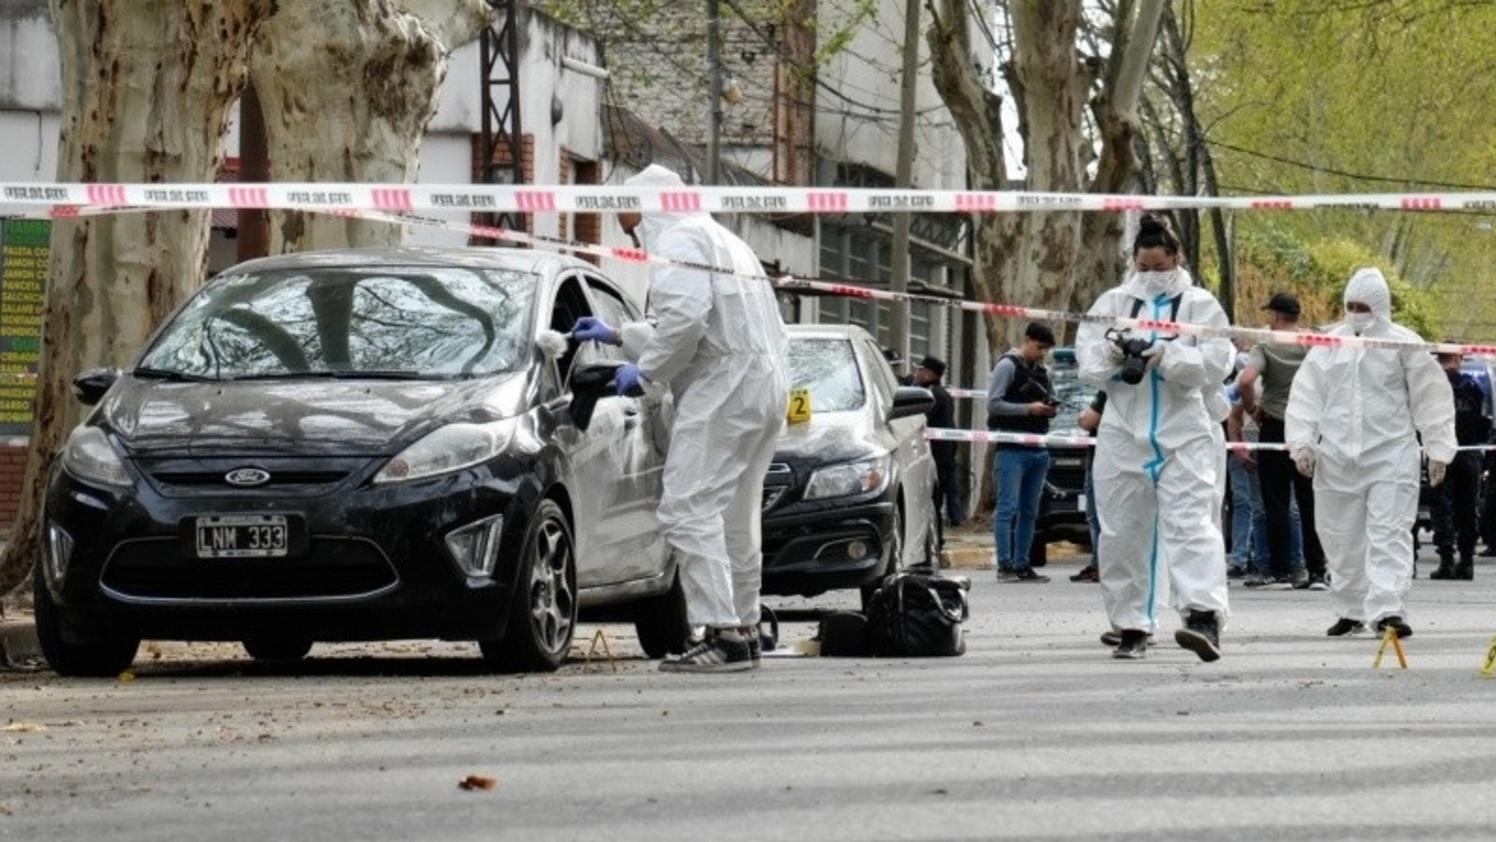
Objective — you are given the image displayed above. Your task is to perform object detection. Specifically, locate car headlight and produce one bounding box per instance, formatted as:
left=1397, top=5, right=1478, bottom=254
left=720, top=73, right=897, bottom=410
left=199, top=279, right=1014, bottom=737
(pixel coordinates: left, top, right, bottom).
left=373, top=419, right=517, bottom=485
left=804, top=455, right=891, bottom=501
left=61, top=426, right=131, bottom=488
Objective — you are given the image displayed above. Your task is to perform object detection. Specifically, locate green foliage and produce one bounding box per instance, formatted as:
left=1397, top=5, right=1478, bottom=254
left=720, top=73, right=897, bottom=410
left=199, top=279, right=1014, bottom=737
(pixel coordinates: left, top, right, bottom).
left=1236, top=225, right=1441, bottom=338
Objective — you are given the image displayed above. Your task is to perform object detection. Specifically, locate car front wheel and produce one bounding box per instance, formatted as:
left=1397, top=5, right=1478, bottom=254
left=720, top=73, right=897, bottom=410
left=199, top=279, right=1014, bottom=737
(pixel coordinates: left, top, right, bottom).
left=861, top=503, right=903, bottom=613
left=481, top=498, right=577, bottom=673
left=33, top=565, right=139, bottom=678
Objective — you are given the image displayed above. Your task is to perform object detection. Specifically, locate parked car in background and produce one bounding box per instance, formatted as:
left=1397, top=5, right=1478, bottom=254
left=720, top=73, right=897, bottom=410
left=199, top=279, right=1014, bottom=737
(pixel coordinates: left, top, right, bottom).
left=1030, top=347, right=1092, bottom=566
left=760, top=325, right=939, bottom=610
left=35, top=247, right=695, bottom=676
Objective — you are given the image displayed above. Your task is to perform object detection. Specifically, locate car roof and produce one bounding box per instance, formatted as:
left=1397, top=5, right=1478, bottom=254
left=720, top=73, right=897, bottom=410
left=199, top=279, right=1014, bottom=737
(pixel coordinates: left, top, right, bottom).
left=221, top=246, right=590, bottom=277
left=786, top=323, right=873, bottom=342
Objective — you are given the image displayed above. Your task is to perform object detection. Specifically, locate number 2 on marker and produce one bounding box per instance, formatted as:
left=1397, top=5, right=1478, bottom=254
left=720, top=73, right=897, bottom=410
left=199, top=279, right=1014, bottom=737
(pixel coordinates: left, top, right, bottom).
left=787, top=387, right=812, bottom=424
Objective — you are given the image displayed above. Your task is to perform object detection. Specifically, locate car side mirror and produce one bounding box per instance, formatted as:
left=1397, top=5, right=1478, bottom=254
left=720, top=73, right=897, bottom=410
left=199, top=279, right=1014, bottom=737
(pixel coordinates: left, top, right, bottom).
left=569, top=361, right=624, bottom=432
left=72, top=368, right=120, bottom=406
left=888, top=385, right=935, bottom=421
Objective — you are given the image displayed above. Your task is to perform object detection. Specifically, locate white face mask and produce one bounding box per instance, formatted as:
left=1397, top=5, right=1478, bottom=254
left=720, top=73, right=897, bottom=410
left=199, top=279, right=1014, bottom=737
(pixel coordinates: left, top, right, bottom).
left=1346, top=311, right=1375, bottom=333
left=1133, top=269, right=1178, bottom=296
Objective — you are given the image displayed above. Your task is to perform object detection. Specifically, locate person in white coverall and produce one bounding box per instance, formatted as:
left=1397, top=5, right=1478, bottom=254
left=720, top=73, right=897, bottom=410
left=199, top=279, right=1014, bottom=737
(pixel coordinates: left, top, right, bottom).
left=571, top=164, right=789, bottom=673
left=1284, top=268, right=1455, bottom=640
left=1076, top=214, right=1234, bottom=662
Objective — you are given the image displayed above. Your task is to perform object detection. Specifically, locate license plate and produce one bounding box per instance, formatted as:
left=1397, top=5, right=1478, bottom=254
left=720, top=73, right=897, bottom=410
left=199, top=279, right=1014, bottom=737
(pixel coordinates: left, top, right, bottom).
left=195, top=515, right=289, bottom=559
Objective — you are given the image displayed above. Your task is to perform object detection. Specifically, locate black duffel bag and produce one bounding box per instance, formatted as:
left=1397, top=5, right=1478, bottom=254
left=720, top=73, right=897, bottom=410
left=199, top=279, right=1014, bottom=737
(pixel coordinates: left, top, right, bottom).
left=865, top=571, right=970, bottom=657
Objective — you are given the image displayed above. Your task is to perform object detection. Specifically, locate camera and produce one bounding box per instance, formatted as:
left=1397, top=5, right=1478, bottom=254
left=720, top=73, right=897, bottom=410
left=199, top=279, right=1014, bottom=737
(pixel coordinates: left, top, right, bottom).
left=1107, top=329, right=1157, bottom=386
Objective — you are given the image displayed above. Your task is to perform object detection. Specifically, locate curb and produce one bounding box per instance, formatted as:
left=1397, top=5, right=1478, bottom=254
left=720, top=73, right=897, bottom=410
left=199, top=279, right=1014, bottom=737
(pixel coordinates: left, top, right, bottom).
left=0, top=616, right=40, bottom=665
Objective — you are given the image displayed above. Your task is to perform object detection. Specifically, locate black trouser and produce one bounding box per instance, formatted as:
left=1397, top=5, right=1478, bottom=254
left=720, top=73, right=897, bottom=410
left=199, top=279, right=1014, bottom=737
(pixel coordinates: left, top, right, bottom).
left=1257, top=417, right=1326, bottom=578
left=933, top=451, right=964, bottom=525
left=1483, top=452, right=1496, bottom=550
left=1432, top=451, right=1481, bottom=559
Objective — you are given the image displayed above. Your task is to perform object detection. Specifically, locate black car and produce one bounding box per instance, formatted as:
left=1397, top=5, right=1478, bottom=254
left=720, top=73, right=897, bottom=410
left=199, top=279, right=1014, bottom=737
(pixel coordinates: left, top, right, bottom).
left=760, top=325, right=939, bottom=609
left=34, top=247, right=694, bottom=676
left=1031, top=348, right=1092, bottom=565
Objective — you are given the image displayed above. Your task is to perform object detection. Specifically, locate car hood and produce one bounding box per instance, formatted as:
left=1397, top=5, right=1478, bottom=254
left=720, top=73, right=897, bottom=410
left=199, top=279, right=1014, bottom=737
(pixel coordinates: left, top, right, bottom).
left=102, top=373, right=530, bottom=456
left=773, top=409, right=885, bottom=464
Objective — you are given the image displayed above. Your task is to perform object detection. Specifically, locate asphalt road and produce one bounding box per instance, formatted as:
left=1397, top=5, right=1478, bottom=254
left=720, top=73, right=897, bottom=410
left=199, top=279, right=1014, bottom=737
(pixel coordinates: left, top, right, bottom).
left=7, top=557, right=1496, bottom=841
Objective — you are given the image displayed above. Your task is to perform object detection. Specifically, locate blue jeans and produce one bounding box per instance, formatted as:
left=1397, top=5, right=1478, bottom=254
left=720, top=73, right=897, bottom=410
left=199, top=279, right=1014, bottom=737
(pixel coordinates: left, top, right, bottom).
left=1227, top=456, right=1257, bottom=569
left=994, top=447, right=1051, bottom=572
left=1248, top=469, right=1303, bottom=575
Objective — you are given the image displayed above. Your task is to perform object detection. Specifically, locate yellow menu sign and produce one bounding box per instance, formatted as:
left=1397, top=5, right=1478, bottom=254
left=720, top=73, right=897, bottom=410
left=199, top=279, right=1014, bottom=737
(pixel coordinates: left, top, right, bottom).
left=0, top=219, right=47, bottom=436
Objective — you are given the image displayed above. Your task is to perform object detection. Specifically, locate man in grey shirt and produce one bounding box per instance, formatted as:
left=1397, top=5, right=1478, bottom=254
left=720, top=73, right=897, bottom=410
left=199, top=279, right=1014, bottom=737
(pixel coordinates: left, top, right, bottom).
left=986, top=322, right=1058, bottom=582
left=1239, top=292, right=1327, bottom=590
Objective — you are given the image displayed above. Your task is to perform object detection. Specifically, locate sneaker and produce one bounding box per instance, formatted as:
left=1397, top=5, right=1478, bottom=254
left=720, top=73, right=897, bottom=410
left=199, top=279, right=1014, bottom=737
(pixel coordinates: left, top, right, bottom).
left=996, top=570, right=1021, bottom=583
left=1376, top=616, right=1413, bottom=639
left=1290, top=569, right=1311, bottom=589
left=1100, top=629, right=1155, bottom=647
left=1307, top=575, right=1330, bottom=592
left=1112, top=630, right=1149, bottom=659
left=1175, top=610, right=1222, bottom=662
left=1243, top=574, right=1272, bottom=588
left=1326, top=618, right=1366, bottom=637
left=1227, top=565, right=1247, bottom=579
left=659, top=630, right=755, bottom=673
left=1013, top=569, right=1050, bottom=583
left=1070, top=564, right=1100, bottom=583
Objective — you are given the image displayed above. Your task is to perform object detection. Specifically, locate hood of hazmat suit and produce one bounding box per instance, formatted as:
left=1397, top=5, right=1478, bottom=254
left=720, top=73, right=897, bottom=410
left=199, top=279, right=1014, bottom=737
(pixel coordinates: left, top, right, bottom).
left=615, top=164, right=790, bottom=631
left=1075, top=267, right=1235, bottom=634
left=1283, top=267, right=1456, bottom=624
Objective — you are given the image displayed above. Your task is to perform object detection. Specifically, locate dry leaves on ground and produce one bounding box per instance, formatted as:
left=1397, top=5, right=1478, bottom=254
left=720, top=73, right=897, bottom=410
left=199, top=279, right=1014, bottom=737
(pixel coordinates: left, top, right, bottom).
left=457, top=774, right=498, bottom=792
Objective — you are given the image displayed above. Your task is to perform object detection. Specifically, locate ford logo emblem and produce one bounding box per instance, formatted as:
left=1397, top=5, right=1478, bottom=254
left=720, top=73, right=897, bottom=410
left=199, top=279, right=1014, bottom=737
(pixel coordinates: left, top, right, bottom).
left=225, top=468, right=271, bottom=488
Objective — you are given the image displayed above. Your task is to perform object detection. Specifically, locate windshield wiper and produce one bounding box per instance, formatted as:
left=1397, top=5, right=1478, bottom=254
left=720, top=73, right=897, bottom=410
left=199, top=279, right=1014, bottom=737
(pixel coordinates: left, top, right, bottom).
left=133, top=367, right=216, bottom=382
left=227, top=370, right=438, bottom=382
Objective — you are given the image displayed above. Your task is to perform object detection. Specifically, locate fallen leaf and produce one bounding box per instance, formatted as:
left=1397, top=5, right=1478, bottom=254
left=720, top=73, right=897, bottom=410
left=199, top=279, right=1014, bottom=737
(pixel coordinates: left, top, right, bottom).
left=458, top=774, right=497, bottom=792
left=1, top=723, right=45, bottom=733
left=117, top=671, right=136, bottom=683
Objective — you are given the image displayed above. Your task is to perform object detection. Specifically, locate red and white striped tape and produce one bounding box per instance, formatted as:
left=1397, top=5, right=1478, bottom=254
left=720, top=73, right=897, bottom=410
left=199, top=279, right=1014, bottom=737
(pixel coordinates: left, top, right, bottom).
left=8, top=199, right=1496, bottom=359
left=924, top=428, right=1496, bottom=452
left=6, top=181, right=1496, bottom=216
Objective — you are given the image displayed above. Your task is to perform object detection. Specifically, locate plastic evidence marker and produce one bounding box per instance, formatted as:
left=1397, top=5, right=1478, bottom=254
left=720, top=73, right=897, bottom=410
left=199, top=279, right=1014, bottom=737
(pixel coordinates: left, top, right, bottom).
left=786, top=386, right=812, bottom=425
left=1372, top=627, right=1409, bottom=670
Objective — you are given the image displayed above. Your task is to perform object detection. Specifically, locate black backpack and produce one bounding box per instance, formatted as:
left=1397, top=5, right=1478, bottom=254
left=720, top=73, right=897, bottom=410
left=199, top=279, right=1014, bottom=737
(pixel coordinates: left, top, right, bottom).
left=865, top=572, right=970, bottom=657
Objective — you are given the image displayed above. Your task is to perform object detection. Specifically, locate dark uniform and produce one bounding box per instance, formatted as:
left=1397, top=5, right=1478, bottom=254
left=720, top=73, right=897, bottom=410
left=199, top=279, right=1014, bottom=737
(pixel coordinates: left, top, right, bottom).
left=1431, top=366, right=1490, bottom=578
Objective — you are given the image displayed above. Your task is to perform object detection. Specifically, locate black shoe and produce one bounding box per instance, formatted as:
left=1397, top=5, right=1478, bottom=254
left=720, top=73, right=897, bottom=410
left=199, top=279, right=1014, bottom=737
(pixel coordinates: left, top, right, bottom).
left=1013, top=569, right=1050, bottom=583
left=1243, top=574, right=1273, bottom=588
left=1112, top=630, right=1149, bottom=659
left=1482, top=546, right=1496, bottom=558
left=1227, top=565, right=1247, bottom=580
left=1290, top=569, right=1312, bottom=589
left=1307, top=575, right=1330, bottom=592
left=1070, top=565, right=1099, bottom=583
left=1326, top=618, right=1366, bottom=637
left=1431, top=556, right=1456, bottom=580
left=1457, top=555, right=1475, bottom=580
left=1174, top=610, right=1221, bottom=662
left=659, top=630, right=755, bottom=673
left=1376, top=616, right=1413, bottom=639
left=1100, top=629, right=1154, bottom=647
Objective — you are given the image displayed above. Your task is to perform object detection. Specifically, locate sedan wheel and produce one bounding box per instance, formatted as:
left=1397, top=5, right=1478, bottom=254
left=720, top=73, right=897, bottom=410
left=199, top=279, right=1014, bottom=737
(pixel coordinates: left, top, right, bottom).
left=861, top=504, right=902, bottom=613
left=481, top=499, right=577, bottom=672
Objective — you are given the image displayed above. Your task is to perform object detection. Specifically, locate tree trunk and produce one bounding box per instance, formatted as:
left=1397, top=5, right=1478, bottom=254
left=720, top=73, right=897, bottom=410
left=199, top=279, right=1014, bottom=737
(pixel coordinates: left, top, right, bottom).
left=0, top=0, right=275, bottom=598
left=250, top=0, right=492, bottom=253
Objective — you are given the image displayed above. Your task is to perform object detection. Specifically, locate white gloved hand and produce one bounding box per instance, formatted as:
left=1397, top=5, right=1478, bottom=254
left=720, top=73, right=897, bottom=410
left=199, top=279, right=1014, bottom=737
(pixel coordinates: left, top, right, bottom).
left=1140, top=339, right=1169, bottom=368
left=1293, top=449, right=1315, bottom=478
left=1428, top=459, right=1448, bottom=488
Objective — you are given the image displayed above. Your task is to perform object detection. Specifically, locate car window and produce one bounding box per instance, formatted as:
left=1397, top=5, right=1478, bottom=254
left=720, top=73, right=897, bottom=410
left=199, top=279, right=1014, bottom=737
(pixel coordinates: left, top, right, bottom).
left=550, top=276, right=596, bottom=379
left=1047, top=351, right=1092, bottom=432
left=581, top=277, right=634, bottom=365
left=786, top=338, right=865, bottom=412
left=861, top=339, right=896, bottom=407
left=138, top=266, right=536, bottom=380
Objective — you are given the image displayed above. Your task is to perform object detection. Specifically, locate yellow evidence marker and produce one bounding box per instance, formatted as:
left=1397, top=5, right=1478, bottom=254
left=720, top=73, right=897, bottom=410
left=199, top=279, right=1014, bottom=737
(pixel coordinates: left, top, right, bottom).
left=1371, top=626, right=1408, bottom=670
left=787, top=386, right=812, bottom=425
left=1479, top=634, right=1496, bottom=678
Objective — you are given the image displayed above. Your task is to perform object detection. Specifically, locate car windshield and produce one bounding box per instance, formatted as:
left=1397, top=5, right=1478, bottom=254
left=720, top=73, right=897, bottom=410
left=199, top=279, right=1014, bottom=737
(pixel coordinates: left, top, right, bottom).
left=138, top=265, right=536, bottom=381
left=1047, top=349, right=1093, bottom=432
left=787, top=338, right=865, bottom=412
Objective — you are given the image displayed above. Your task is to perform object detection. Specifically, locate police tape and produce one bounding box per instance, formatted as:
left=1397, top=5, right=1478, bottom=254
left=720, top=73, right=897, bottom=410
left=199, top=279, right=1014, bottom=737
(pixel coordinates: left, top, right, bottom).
left=924, top=427, right=1496, bottom=453
left=10, top=200, right=1496, bottom=360
left=6, top=181, right=1496, bottom=216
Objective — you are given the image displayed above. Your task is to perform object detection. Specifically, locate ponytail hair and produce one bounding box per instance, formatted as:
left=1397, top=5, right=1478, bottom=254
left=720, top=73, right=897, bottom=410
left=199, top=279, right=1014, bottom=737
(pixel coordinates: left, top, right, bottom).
left=1132, top=213, right=1181, bottom=256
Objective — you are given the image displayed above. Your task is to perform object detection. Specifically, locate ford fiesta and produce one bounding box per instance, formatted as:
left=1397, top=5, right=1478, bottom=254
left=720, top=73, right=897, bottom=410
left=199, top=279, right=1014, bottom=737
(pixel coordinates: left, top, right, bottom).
left=34, top=247, right=694, bottom=676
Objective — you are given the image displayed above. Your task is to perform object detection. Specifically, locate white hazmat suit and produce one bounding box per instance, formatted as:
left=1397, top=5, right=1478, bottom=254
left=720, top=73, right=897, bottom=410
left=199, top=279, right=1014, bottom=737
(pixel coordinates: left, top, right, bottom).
left=1077, top=268, right=1234, bottom=635
left=617, top=165, right=790, bottom=630
left=1285, top=268, right=1455, bottom=625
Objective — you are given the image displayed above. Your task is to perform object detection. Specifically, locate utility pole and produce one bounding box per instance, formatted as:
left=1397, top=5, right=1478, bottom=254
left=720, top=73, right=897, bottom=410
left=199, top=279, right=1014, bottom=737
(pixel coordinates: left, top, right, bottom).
left=705, top=0, right=724, bottom=184
left=889, top=0, right=920, bottom=370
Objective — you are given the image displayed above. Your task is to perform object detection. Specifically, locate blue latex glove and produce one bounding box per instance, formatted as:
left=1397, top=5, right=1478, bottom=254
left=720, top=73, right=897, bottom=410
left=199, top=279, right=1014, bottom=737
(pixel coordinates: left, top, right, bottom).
left=572, top=316, right=620, bottom=346
left=613, top=363, right=645, bottom=397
